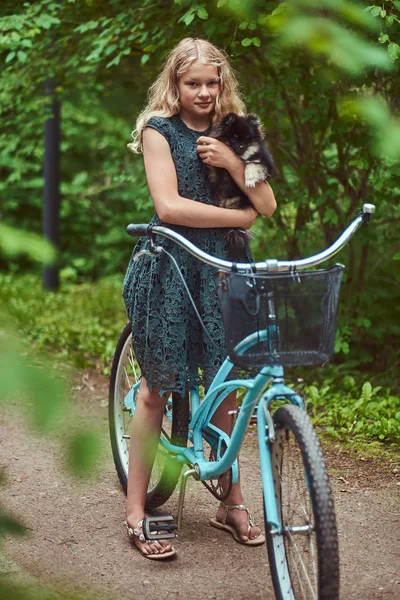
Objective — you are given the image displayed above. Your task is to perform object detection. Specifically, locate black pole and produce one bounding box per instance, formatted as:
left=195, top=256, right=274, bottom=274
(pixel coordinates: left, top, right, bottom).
left=43, top=79, right=61, bottom=290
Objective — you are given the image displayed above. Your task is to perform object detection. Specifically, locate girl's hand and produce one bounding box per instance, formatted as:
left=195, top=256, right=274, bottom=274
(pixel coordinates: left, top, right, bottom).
left=241, top=206, right=258, bottom=229
left=197, top=136, right=240, bottom=171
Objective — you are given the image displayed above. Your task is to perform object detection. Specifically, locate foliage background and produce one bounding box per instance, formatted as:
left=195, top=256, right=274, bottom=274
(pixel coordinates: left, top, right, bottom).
left=1, top=2, right=400, bottom=596
left=1, top=0, right=399, bottom=410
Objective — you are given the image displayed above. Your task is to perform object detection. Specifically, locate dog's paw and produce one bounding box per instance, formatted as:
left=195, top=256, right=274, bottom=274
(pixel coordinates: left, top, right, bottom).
left=223, top=196, right=243, bottom=209
left=207, top=166, right=218, bottom=183
left=245, top=163, right=269, bottom=187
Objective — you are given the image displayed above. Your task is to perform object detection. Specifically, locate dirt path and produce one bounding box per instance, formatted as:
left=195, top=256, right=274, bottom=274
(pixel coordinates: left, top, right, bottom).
left=1, top=371, right=399, bottom=599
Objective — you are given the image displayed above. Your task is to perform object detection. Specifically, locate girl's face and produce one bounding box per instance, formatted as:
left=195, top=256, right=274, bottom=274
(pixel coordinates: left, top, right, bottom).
left=177, top=61, right=220, bottom=120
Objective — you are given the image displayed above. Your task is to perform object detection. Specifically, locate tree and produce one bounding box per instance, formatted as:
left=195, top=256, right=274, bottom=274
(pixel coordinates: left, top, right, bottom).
left=0, top=0, right=399, bottom=380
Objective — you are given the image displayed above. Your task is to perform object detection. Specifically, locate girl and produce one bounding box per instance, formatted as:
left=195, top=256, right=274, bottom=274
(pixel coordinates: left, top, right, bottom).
left=123, top=38, right=277, bottom=559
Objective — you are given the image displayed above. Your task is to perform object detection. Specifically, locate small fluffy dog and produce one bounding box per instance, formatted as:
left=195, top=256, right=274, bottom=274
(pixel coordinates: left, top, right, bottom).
left=206, top=113, right=275, bottom=260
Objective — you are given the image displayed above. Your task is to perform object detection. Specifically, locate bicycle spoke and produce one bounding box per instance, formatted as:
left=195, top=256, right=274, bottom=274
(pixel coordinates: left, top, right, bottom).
left=128, top=348, right=138, bottom=381
left=123, top=365, right=132, bottom=390
left=287, top=531, right=317, bottom=599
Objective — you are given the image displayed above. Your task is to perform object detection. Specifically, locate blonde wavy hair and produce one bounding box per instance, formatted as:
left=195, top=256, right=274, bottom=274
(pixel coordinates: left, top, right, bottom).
left=129, top=38, right=246, bottom=153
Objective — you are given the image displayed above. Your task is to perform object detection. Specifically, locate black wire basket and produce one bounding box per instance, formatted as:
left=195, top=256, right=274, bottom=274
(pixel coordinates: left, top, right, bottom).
left=215, top=264, right=344, bottom=369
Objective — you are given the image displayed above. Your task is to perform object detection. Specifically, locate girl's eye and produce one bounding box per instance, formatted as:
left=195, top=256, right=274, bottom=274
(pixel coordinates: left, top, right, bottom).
left=188, top=82, right=197, bottom=87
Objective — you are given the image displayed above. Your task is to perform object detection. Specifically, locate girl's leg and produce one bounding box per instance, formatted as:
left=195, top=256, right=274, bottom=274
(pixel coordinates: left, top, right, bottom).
left=211, top=392, right=261, bottom=542
left=126, top=377, right=174, bottom=555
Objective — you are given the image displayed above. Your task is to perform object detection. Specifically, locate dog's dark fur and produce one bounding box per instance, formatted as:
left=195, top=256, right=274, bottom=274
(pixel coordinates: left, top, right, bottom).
left=206, top=113, right=275, bottom=261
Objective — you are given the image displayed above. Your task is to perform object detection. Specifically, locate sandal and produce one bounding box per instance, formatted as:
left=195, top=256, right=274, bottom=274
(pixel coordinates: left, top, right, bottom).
left=209, top=503, right=265, bottom=546
left=126, top=519, right=176, bottom=560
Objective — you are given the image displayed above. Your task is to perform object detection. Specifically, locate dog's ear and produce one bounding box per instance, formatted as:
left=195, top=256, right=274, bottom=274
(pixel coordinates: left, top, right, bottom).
left=247, top=113, right=262, bottom=129
left=222, top=112, right=237, bottom=127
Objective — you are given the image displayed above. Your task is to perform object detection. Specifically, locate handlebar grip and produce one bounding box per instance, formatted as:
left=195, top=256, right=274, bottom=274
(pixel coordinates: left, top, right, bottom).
left=126, top=223, right=150, bottom=237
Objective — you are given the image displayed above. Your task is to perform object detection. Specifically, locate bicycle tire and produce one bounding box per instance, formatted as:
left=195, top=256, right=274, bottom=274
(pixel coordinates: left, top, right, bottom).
left=264, top=404, right=339, bottom=600
left=108, top=321, right=190, bottom=510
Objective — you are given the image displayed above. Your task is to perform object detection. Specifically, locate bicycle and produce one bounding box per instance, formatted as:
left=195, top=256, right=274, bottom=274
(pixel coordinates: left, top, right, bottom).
left=109, top=203, right=375, bottom=599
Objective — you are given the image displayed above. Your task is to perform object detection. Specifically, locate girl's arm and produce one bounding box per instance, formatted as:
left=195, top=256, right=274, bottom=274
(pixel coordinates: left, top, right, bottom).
left=142, top=128, right=257, bottom=229
left=197, top=136, right=277, bottom=218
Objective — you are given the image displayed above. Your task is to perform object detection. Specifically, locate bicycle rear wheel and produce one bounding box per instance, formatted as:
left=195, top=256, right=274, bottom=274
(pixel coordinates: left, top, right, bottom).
left=108, top=322, right=189, bottom=509
left=265, top=404, right=339, bottom=600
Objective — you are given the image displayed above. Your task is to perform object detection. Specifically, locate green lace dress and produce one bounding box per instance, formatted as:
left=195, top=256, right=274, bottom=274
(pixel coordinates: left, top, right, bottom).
left=122, top=114, right=251, bottom=397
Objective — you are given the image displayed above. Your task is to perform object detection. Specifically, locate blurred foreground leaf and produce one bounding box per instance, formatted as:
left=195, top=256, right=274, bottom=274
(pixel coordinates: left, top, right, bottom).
left=0, top=224, right=56, bottom=264
left=0, top=333, right=67, bottom=431
left=0, top=515, right=26, bottom=537
left=339, top=96, right=400, bottom=159
left=66, top=430, right=101, bottom=475
left=263, top=0, right=391, bottom=73
left=278, top=16, right=392, bottom=72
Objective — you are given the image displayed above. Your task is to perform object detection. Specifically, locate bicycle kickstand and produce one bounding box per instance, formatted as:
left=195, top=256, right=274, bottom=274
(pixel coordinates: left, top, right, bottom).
left=176, top=467, right=198, bottom=531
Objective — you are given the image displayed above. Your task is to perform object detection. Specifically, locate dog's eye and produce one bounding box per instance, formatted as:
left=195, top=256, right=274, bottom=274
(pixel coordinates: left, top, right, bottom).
left=232, top=134, right=239, bottom=140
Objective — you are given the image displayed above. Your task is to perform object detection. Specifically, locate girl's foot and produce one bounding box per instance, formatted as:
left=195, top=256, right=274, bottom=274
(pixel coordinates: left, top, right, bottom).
left=210, top=503, right=265, bottom=545
left=126, top=517, right=176, bottom=559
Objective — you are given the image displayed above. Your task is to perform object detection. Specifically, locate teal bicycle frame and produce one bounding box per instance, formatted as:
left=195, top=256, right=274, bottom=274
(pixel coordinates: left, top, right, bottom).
left=123, top=330, right=303, bottom=534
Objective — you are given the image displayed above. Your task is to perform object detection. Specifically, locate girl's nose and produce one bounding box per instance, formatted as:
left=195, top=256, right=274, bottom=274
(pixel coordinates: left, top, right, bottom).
left=198, top=85, right=210, bottom=98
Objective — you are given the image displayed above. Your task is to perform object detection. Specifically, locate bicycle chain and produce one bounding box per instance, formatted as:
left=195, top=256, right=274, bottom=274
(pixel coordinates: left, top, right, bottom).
left=200, top=446, right=233, bottom=501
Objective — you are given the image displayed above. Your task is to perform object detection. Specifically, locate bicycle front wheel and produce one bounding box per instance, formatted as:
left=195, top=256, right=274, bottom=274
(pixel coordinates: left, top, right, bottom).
left=108, top=322, right=189, bottom=509
left=265, top=404, right=339, bottom=600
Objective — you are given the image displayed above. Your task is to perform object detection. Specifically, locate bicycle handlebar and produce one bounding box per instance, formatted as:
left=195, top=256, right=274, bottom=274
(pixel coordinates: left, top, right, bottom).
left=127, top=203, right=375, bottom=273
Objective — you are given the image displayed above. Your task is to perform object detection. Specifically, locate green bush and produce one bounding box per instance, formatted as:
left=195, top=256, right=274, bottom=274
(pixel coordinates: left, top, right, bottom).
left=0, top=273, right=127, bottom=373
left=306, top=377, right=400, bottom=444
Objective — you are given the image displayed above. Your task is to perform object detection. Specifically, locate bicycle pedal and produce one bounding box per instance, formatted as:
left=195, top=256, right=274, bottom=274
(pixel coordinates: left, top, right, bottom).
left=143, top=515, right=177, bottom=540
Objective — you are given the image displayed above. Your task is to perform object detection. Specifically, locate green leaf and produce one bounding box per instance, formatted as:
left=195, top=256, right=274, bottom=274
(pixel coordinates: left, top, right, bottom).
left=217, top=0, right=228, bottom=6
left=141, top=53, right=150, bottom=65
left=241, top=38, right=252, bottom=47
left=388, top=42, right=400, bottom=61
left=239, top=21, right=248, bottom=30
left=252, top=37, right=261, bottom=47
left=393, top=252, right=400, bottom=261
left=361, top=381, right=372, bottom=403
left=17, top=50, right=27, bottom=63
left=0, top=224, right=56, bottom=263
left=322, top=207, right=338, bottom=225
left=179, top=9, right=195, bottom=25
left=380, top=10, right=386, bottom=18
left=354, top=397, right=364, bottom=410
left=106, top=54, right=121, bottom=68
left=104, top=44, right=117, bottom=57
left=272, top=4, right=287, bottom=17
left=0, top=515, right=26, bottom=537
left=5, top=51, right=15, bottom=63
left=378, top=33, right=389, bottom=44
left=67, top=430, right=101, bottom=474
left=21, top=38, right=33, bottom=48
left=197, top=6, right=208, bottom=20
left=184, top=13, right=195, bottom=25
left=370, top=7, right=381, bottom=18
